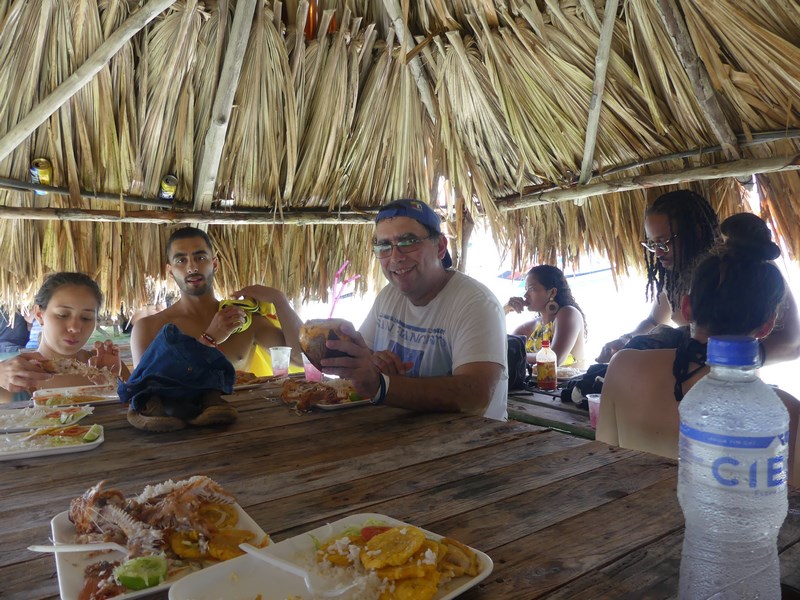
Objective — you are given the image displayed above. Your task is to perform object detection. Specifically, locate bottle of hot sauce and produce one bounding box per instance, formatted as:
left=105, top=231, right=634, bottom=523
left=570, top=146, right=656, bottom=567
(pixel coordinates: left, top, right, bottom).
left=536, top=339, right=557, bottom=391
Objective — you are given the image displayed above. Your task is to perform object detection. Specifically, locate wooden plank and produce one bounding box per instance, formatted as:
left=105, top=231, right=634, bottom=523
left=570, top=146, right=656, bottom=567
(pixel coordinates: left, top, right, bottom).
left=547, top=486, right=800, bottom=598
left=0, top=412, right=541, bottom=561
left=508, top=398, right=595, bottom=439
left=510, top=389, right=588, bottom=416
left=542, top=530, right=683, bottom=599
left=269, top=440, right=637, bottom=540
left=469, top=478, right=685, bottom=598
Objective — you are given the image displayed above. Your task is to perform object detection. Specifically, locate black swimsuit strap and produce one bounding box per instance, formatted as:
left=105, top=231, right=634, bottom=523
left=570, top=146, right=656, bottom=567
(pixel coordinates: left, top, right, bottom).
left=672, top=337, right=707, bottom=402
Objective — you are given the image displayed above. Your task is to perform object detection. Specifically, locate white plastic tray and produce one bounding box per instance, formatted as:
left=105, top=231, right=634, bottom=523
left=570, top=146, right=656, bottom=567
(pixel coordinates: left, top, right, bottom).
left=169, top=512, right=493, bottom=600
left=32, top=384, right=119, bottom=406
left=0, top=406, right=93, bottom=432
left=316, top=399, right=372, bottom=411
left=50, top=505, right=268, bottom=600
left=0, top=426, right=103, bottom=460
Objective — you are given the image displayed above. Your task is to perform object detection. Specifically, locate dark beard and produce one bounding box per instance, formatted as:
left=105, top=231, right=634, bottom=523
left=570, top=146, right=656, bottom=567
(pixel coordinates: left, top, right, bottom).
left=175, top=269, right=214, bottom=297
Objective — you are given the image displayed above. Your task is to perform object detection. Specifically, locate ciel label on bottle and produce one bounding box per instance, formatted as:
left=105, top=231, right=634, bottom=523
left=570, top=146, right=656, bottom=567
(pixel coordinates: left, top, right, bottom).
left=680, top=423, right=788, bottom=491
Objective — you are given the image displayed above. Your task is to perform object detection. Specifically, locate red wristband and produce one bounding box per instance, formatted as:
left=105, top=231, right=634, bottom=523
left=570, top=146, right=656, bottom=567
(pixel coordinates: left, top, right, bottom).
left=200, top=332, right=217, bottom=347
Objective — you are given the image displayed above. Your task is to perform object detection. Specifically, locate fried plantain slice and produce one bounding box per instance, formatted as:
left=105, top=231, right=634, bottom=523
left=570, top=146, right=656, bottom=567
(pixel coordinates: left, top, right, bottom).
left=361, top=527, right=426, bottom=570
left=441, top=537, right=479, bottom=577
left=391, top=574, right=440, bottom=600
left=169, top=530, right=207, bottom=559
left=207, top=528, right=255, bottom=561
left=375, top=561, right=436, bottom=581
left=317, top=534, right=365, bottom=566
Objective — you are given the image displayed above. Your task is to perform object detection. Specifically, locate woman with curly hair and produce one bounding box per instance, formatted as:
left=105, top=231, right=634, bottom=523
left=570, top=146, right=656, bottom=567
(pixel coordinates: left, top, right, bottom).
left=505, top=265, right=587, bottom=368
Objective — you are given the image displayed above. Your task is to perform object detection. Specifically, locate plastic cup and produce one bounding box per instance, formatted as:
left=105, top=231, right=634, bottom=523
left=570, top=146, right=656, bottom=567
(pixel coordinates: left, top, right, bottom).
left=586, top=394, right=601, bottom=429
left=269, top=346, right=292, bottom=377
left=301, top=352, right=323, bottom=382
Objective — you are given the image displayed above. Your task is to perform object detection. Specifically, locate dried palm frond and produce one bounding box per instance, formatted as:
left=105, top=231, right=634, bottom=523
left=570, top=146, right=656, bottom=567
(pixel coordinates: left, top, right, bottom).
left=217, top=0, right=297, bottom=207
left=99, top=0, right=139, bottom=196
left=0, top=0, right=51, bottom=188
left=682, top=0, right=800, bottom=131
left=292, top=9, right=359, bottom=207
left=137, top=0, right=205, bottom=200
left=340, top=32, right=432, bottom=206
left=726, top=0, right=800, bottom=45
left=435, top=31, right=521, bottom=214
left=210, top=222, right=379, bottom=305
left=624, top=0, right=710, bottom=145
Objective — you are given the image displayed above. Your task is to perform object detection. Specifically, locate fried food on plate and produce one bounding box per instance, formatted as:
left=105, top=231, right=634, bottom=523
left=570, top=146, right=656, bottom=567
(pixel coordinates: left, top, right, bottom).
left=39, top=358, right=117, bottom=385
left=280, top=379, right=339, bottom=411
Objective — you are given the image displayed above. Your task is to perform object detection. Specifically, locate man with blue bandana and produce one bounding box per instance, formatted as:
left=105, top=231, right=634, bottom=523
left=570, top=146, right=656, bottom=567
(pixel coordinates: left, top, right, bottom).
left=322, top=199, right=508, bottom=420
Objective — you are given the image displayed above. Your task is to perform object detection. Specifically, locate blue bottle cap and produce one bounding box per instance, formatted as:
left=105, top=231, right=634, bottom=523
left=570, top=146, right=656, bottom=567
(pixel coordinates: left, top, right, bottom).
left=707, top=335, right=759, bottom=367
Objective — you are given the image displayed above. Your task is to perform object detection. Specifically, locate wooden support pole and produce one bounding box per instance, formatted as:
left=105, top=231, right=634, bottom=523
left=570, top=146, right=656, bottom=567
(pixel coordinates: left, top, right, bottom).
left=578, top=0, right=619, bottom=188
left=193, top=0, right=258, bottom=211
left=0, top=0, right=177, bottom=164
left=382, top=0, right=437, bottom=124
left=498, top=154, right=800, bottom=212
left=656, top=0, right=740, bottom=160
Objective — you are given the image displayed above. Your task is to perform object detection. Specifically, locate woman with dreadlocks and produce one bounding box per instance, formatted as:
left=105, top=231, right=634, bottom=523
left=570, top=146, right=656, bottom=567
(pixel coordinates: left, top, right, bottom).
left=596, top=190, right=720, bottom=363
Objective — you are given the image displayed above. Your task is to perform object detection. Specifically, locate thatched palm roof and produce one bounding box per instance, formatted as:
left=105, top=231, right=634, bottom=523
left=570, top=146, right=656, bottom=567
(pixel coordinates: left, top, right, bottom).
left=0, top=0, right=798, bottom=312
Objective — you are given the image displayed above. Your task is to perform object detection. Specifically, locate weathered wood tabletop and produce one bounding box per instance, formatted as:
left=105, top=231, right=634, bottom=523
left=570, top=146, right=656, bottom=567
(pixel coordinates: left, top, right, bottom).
left=2, top=387, right=799, bottom=600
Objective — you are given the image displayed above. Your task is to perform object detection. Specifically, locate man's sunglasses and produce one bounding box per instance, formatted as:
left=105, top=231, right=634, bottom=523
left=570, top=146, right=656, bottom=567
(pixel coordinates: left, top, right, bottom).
left=372, top=235, right=436, bottom=258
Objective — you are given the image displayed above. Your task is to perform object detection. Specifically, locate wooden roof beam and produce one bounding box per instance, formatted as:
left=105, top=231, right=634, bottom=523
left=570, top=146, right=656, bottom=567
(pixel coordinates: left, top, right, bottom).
left=499, top=153, right=800, bottom=212
left=655, top=0, right=740, bottom=160
left=193, top=0, right=258, bottom=212
left=382, top=0, right=437, bottom=124
left=0, top=205, right=378, bottom=225
left=578, top=0, right=619, bottom=189
left=0, top=0, right=177, bottom=164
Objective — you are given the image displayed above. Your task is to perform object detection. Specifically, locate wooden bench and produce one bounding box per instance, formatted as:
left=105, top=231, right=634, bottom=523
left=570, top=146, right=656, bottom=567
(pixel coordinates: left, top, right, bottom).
left=508, top=389, right=595, bottom=439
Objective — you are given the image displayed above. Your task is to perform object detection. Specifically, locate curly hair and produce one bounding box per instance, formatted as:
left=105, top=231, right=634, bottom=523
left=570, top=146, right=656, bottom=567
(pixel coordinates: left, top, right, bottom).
left=527, top=265, right=588, bottom=339
left=644, top=190, right=720, bottom=309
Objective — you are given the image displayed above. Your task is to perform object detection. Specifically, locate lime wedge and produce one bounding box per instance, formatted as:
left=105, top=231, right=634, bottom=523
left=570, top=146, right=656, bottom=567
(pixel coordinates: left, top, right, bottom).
left=114, top=554, right=168, bottom=590
left=82, top=424, right=103, bottom=443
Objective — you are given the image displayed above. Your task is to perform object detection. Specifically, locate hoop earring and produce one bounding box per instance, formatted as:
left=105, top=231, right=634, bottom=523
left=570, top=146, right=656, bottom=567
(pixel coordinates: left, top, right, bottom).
left=546, top=300, right=559, bottom=315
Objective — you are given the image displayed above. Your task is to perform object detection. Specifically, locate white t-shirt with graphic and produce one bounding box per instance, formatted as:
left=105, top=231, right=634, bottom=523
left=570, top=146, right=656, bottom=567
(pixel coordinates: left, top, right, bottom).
left=360, top=271, right=508, bottom=420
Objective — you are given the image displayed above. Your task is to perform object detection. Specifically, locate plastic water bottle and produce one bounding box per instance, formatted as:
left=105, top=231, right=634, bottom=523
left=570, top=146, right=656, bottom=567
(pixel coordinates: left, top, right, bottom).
left=536, top=339, right=557, bottom=391
left=678, top=336, right=789, bottom=599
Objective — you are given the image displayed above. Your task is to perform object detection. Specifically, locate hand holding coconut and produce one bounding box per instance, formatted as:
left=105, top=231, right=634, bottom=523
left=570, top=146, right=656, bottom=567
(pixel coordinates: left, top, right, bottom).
left=299, top=319, right=383, bottom=400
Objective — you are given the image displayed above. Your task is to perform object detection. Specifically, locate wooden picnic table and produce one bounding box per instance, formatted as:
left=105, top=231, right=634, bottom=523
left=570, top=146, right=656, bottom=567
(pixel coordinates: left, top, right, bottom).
left=508, top=388, right=595, bottom=439
left=2, top=387, right=799, bottom=600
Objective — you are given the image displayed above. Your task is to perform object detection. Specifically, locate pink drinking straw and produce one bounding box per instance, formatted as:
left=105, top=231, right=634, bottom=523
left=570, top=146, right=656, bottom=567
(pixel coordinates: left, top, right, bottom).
left=329, top=260, right=361, bottom=318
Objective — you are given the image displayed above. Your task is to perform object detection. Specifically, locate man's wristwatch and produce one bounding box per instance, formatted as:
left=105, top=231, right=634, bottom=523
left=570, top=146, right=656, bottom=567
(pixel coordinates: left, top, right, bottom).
left=371, top=373, right=389, bottom=405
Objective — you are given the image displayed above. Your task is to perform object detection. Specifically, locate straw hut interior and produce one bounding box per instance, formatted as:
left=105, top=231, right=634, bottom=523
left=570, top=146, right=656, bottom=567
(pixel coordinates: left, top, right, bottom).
left=0, top=0, right=798, bottom=316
